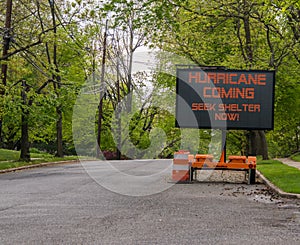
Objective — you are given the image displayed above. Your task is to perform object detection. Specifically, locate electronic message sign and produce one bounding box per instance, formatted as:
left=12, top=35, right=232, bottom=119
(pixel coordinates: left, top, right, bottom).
left=176, top=68, right=275, bottom=130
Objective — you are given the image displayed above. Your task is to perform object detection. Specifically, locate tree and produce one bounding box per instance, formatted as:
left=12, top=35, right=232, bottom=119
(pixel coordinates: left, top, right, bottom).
left=1, top=0, right=87, bottom=159
left=0, top=0, right=13, bottom=147
left=142, top=0, right=300, bottom=159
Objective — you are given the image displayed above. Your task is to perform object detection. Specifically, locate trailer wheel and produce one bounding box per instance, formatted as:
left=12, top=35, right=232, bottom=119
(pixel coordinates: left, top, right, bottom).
left=248, top=169, right=256, bottom=184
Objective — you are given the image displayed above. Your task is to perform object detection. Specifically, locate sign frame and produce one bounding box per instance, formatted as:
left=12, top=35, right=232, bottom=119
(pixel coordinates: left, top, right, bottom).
left=175, top=66, right=275, bottom=130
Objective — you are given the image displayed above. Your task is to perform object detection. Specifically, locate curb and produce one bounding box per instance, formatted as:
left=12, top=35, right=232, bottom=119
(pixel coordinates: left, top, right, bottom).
left=256, top=170, right=300, bottom=199
left=0, top=160, right=79, bottom=174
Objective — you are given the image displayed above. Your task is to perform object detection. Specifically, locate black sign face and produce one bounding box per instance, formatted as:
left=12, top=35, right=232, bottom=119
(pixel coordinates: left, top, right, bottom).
left=176, top=68, right=275, bottom=130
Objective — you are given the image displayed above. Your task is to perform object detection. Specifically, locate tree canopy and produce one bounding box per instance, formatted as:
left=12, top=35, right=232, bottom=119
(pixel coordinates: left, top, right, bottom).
left=1, top=0, right=299, bottom=160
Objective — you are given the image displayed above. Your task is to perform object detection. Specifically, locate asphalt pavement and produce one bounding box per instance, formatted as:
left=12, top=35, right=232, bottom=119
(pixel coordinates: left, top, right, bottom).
left=0, top=160, right=299, bottom=244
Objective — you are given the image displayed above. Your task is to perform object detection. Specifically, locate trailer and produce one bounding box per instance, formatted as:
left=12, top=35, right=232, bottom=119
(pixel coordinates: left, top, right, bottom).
left=172, top=150, right=256, bottom=184
left=173, top=66, right=274, bottom=185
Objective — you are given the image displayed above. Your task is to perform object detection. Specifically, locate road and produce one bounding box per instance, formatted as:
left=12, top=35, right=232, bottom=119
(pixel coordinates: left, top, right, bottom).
left=0, top=160, right=299, bottom=244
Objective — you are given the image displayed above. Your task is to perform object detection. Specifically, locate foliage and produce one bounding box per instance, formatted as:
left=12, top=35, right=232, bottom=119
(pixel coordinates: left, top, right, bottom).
left=1, top=0, right=299, bottom=159
left=146, top=0, right=300, bottom=158
left=1, top=0, right=87, bottom=158
left=267, top=61, right=300, bottom=157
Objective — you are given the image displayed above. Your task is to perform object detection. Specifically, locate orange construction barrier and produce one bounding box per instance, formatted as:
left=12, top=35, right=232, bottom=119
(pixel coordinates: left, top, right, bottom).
left=193, top=154, right=214, bottom=168
left=172, top=151, right=193, bottom=182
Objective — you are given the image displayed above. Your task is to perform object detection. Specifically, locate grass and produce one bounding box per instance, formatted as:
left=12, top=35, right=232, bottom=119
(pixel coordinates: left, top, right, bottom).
left=257, top=159, right=300, bottom=194
left=0, top=148, right=78, bottom=171
left=291, top=152, right=300, bottom=162
left=0, top=149, right=21, bottom=161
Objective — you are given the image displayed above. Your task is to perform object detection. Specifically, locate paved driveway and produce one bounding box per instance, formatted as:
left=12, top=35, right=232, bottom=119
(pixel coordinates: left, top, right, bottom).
left=0, top=161, right=299, bottom=244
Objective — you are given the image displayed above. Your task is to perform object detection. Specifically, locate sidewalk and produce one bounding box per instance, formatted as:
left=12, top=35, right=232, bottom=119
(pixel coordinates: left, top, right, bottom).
left=276, top=158, right=300, bottom=170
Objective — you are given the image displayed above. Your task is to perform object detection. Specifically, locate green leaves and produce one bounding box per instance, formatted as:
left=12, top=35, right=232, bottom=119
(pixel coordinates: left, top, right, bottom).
left=1, top=0, right=299, bottom=158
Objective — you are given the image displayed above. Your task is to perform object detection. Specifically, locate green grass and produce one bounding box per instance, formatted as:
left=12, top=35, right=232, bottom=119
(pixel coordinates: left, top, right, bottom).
left=291, top=152, right=300, bottom=162
left=257, top=159, right=300, bottom=194
left=0, top=149, right=20, bottom=161
left=0, top=149, right=78, bottom=171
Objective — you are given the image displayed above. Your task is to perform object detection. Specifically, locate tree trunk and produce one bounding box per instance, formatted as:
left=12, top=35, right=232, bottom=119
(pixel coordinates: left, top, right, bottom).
left=55, top=105, right=63, bottom=157
left=1, top=0, right=12, bottom=86
left=49, top=0, right=63, bottom=157
left=116, top=118, right=121, bottom=160
left=248, top=130, right=258, bottom=156
left=126, top=29, right=134, bottom=113
left=20, top=81, right=30, bottom=161
left=97, top=98, right=104, bottom=158
left=116, top=57, right=121, bottom=160
left=242, top=2, right=269, bottom=159
left=246, top=130, right=269, bottom=159
left=296, top=128, right=300, bottom=152
left=0, top=121, right=3, bottom=148
left=0, top=0, right=13, bottom=146
left=258, top=130, right=269, bottom=160
left=96, top=20, right=108, bottom=158
left=20, top=112, right=30, bottom=161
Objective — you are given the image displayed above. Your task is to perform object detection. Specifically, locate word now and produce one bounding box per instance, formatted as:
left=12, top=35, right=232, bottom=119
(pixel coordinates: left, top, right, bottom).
left=215, top=113, right=240, bottom=121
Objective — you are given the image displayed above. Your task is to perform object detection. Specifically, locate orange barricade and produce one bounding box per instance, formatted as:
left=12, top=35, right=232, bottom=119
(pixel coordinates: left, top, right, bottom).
left=172, top=151, right=193, bottom=182
left=193, top=154, right=214, bottom=168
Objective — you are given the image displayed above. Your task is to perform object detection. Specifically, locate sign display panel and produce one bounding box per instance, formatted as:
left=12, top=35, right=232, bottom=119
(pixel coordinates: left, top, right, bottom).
left=176, top=68, right=275, bottom=130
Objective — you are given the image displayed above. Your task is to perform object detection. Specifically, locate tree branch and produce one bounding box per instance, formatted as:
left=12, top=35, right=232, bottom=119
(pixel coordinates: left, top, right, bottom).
left=0, top=26, right=58, bottom=61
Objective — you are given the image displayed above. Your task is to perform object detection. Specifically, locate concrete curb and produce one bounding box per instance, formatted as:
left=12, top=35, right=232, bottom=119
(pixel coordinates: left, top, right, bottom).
left=256, top=170, right=300, bottom=199
left=0, top=160, right=79, bottom=174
